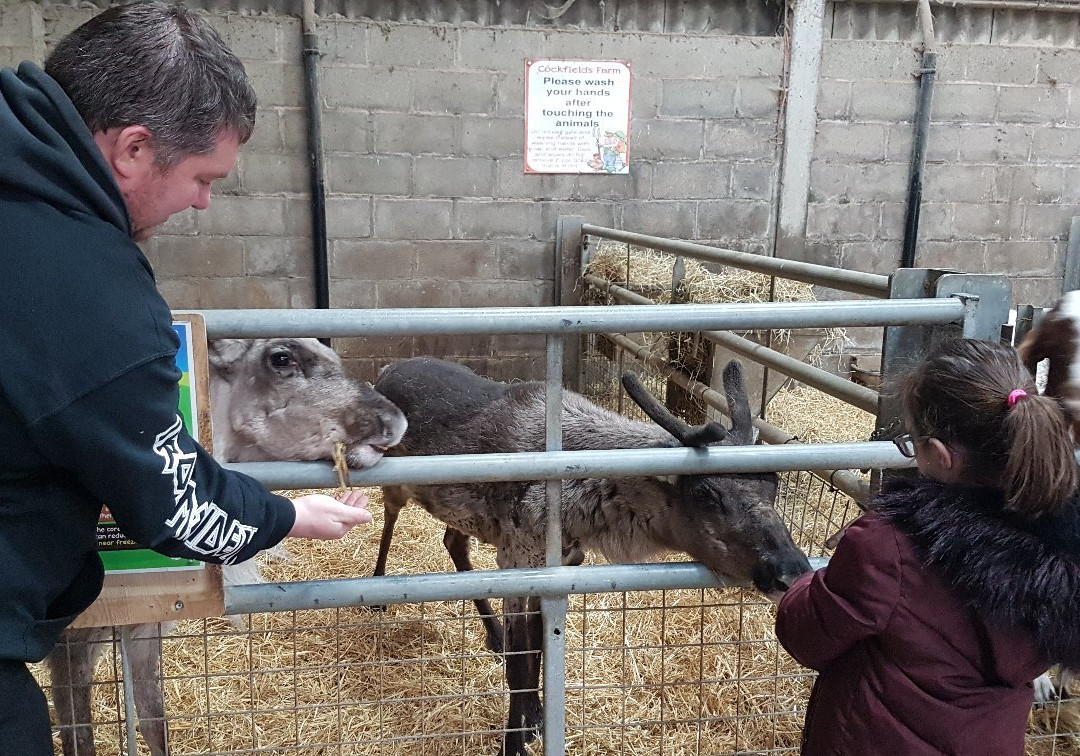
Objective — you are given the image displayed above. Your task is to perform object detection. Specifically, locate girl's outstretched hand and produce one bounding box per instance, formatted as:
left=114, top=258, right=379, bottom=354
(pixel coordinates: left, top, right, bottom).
left=288, top=490, right=372, bottom=539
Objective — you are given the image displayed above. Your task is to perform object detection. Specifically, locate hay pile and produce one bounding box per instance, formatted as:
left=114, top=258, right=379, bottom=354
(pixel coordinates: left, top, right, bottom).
left=766, top=384, right=876, bottom=445
left=585, top=241, right=817, bottom=307
left=583, top=242, right=850, bottom=370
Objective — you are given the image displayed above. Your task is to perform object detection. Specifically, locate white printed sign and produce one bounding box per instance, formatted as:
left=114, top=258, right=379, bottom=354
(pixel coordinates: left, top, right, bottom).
left=524, top=59, right=632, bottom=175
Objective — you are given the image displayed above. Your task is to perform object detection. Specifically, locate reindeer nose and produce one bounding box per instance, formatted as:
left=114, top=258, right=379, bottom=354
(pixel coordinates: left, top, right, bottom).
left=775, top=572, right=802, bottom=592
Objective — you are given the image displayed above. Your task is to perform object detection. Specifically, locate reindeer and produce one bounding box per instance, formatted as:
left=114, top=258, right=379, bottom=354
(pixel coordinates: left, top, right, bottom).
left=1018, top=291, right=1080, bottom=439
left=372, top=356, right=812, bottom=756
left=47, top=338, right=408, bottom=756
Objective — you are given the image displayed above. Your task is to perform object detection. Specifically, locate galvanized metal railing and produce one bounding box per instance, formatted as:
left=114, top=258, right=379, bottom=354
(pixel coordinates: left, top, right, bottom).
left=578, top=225, right=892, bottom=298
left=192, top=297, right=977, bottom=755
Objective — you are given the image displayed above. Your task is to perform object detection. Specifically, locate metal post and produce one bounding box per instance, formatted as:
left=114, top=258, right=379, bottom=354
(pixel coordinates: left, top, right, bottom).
left=1063, top=216, right=1080, bottom=295
left=775, top=0, right=826, bottom=263
left=935, top=273, right=1012, bottom=343
left=556, top=216, right=585, bottom=391
left=119, top=631, right=139, bottom=756
left=873, top=268, right=954, bottom=494
left=542, top=335, right=567, bottom=754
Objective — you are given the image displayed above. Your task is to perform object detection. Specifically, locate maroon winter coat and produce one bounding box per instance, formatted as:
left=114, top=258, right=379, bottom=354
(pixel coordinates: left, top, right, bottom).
left=776, top=476, right=1080, bottom=756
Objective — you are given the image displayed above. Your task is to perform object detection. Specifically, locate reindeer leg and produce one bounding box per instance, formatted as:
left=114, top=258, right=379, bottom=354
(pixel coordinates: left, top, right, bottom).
left=122, top=624, right=169, bottom=756
left=370, top=485, right=409, bottom=612
left=442, top=526, right=504, bottom=654
left=47, top=627, right=107, bottom=756
left=500, top=595, right=543, bottom=756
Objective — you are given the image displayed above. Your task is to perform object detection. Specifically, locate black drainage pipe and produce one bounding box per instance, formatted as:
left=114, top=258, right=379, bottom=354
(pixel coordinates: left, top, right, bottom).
left=301, top=0, right=330, bottom=317
left=901, top=50, right=937, bottom=268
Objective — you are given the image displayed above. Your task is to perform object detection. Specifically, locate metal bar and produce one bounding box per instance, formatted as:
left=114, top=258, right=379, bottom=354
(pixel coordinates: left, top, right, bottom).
left=541, top=595, right=567, bottom=755
left=1064, top=216, right=1080, bottom=295
left=775, top=0, right=825, bottom=263
left=545, top=337, right=564, bottom=567
left=706, top=329, right=878, bottom=413
left=194, top=299, right=963, bottom=338
left=542, top=339, right=567, bottom=754
left=602, top=332, right=873, bottom=504
left=585, top=274, right=880, bottom=414
left=226, top=441, right=914, bottom=489
left=580, top=225, right=890, bottom=298
left=119, top=632, right=139, bottom=756
left=225, top=558, right=829, bottom=615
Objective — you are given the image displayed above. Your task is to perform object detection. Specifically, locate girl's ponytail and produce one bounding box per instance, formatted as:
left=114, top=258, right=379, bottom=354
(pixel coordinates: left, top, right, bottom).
left=1003, top=393, right=1078, bottom=517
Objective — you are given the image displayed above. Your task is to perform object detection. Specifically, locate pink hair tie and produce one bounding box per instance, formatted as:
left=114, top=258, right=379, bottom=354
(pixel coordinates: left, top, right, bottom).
left=1007, top=389, right=1028, bottom=407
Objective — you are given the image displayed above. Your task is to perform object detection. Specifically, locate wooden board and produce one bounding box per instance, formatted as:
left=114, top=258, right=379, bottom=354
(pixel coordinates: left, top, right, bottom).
left=70, top=313, right=225, bottom=628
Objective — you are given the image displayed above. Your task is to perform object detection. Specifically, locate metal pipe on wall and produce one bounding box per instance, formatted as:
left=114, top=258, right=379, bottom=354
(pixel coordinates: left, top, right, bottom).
left=301, top=0, right=330, bottom=312
left=900, top=1, right=937, bottom=268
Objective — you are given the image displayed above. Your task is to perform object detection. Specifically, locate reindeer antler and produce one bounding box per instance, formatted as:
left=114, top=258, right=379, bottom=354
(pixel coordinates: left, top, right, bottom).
left=620, top=372, right=728, bottom=447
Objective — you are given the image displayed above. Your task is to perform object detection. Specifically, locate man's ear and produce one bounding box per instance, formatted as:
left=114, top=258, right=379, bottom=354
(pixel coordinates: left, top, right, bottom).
left=94, top=125, right=157, bottom=182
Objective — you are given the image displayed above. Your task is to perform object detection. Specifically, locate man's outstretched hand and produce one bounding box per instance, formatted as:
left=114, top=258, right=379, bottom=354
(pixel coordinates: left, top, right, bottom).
left=288, top=490, right=372, bottom=539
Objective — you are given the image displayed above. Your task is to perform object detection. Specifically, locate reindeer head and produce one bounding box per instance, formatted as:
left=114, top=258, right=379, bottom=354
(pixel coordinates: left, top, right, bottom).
left=1018, top=291, right=1080, bottom=441
left=208, top=338, right=407, bottom=468
left=622, top=361, right=811, bottom=600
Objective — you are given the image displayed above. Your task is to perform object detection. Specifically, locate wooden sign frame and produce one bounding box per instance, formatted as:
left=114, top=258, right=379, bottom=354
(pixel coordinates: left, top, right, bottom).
left=71, top=313, right=226, bottom=628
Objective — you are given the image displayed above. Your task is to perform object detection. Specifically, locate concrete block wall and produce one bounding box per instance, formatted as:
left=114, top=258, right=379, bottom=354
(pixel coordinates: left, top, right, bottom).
left=7, top=0, right=1080, bottom=380
left=14, top=2, right=786, bottom=380
left=0, top=2, right=43, bottom=67
left=810, top=38, right=1080, bottom=312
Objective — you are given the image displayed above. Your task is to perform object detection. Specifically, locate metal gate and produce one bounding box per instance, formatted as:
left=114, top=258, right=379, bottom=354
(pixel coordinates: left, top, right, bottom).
left=37, top=226, right=1080, bottom=754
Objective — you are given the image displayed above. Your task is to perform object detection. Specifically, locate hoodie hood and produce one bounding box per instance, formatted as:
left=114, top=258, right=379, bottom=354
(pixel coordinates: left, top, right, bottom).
left=874, top=475, right=1080, bottom=667
left=0, top=61, right=129, bottom=233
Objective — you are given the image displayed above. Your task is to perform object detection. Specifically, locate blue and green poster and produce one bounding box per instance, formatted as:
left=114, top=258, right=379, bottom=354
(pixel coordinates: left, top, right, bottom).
left=97, top=320, right=204, bottom=573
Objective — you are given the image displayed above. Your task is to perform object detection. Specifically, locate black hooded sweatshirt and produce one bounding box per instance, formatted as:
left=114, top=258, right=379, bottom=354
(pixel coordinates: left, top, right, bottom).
left=0, top=62, right=295, bottom=662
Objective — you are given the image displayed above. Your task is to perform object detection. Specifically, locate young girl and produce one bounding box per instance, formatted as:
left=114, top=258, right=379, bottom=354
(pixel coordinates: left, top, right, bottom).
left=776, top=338, right=1080, bottom=755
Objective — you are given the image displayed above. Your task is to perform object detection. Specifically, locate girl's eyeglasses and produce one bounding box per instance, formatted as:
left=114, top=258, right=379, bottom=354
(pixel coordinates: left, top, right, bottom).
left=893, top=432, right=931, bottom=458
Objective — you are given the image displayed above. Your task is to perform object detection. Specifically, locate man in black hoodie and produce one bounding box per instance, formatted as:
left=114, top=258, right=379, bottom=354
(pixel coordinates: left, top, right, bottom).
left=0, top=3, right=373, bottom=751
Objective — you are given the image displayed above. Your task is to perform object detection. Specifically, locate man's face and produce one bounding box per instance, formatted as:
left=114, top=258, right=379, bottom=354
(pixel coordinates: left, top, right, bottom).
left=124, top=131, right=241, bottom=241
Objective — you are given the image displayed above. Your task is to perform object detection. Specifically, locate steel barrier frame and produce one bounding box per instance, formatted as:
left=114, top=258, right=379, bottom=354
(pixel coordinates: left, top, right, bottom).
left=182, top=289, right=999, bottom=756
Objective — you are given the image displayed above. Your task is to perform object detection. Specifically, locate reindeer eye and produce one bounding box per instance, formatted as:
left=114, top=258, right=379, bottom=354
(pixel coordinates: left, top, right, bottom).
left=269, top=350, right=294, bottom=369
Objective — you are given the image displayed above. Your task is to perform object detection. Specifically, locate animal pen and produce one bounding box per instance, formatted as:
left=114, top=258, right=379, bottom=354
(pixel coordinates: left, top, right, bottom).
left=38, top=220, right=1080, bottom=755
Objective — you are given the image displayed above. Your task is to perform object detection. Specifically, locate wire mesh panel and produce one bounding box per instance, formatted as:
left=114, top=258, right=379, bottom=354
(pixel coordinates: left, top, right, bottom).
left=579, top=306, right=1080, bottom=756
left=564, top=587, right=812, bottom=754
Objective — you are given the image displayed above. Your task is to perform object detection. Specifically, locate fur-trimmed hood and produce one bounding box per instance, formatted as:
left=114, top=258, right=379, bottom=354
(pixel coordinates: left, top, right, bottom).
left=874, top=475, right=1080, bottom=667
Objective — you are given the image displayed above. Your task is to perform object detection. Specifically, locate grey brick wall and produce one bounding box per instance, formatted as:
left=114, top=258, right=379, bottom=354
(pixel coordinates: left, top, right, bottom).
left=810, top=39, right=1080, bottom=318
left=7, top=0, right=1080, bottom=379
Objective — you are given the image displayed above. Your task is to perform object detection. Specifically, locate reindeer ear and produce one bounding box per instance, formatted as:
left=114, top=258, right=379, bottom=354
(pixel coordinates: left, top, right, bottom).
left=721, top=360, right=755, bottom=445
left=207, top=339, right=252, bottom=377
